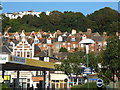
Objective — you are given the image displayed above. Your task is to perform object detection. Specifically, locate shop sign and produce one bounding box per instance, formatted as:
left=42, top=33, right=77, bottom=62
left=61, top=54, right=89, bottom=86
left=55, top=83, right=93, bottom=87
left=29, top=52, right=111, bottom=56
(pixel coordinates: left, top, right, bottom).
left=10, top=56, right=26, bottom=64
left=0, top=54, right=9, bottom=64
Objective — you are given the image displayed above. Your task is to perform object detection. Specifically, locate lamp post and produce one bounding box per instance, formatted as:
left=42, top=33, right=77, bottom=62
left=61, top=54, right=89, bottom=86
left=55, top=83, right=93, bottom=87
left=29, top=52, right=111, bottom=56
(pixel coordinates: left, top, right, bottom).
left=80, top=38, right=95, bottom=89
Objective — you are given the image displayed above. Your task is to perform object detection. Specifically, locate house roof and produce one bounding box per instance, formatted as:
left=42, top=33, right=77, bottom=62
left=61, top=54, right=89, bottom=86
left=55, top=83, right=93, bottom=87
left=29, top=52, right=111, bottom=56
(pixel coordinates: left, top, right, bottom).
left=91, top=36, right=104, bottom=42
left=0, top=45, right=12, bottom=54
left=35, top=51, right=47, bottom=57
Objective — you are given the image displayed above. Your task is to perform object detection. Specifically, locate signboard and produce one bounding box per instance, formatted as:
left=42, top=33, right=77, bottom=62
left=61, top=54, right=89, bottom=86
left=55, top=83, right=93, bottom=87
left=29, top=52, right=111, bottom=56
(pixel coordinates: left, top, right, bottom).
left=96, top=79, right=103, bottom=87
left=10, top=56, right=26, bottom=64
left=0, top=75, right=11, bottom=80
left=0, top=54, right=9, bottom=64
left=89, top=78, right=98, bottom=80
left=83, top=67, right=92, bottom=74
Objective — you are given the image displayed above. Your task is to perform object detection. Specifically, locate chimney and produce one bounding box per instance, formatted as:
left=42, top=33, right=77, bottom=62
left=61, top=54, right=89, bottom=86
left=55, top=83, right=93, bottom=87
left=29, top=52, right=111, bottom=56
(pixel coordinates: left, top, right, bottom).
left=87, top=28, right=92, bottom=34
left=116, top=32, right=119, bottom=36
left=103, top=32, right=107, bottom=36
left=48, top=46, right=52, bottom=57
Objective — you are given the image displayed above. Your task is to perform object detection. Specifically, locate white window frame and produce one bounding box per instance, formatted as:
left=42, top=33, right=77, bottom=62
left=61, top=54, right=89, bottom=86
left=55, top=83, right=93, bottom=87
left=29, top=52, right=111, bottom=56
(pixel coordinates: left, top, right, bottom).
left=17, top=51, right=20, bottom=57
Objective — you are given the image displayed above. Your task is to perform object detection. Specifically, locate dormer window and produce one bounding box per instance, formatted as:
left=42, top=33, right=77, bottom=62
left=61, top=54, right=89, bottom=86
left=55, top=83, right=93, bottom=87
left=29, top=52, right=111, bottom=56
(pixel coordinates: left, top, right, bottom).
left=71, top=38, right=75, bottom=41
left=47, top=38, right=51, bottom=44
left=34, top=40, right=39, bottom=44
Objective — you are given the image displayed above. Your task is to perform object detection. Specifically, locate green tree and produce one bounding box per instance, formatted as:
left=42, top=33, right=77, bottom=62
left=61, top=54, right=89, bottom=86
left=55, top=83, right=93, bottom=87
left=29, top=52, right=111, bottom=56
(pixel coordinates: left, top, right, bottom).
left=100, top=36, right=120, bottom=81
left=55, top=51, right=85, bottom=77
left=87, top=7, right=120, bottom=34
left=59, top=47, right=68, bottom=52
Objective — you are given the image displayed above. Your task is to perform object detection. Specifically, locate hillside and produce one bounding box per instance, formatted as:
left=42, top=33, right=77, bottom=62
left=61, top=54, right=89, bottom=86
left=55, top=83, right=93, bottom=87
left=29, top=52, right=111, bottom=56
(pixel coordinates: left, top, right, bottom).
left=2, top=7, right=120, bottom=35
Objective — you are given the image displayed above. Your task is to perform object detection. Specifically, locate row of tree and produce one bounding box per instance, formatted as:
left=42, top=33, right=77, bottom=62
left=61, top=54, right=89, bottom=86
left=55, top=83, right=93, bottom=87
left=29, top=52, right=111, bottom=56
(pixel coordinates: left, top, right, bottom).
left=55, top=36, right=120, bottom=84
left=2, top=7, right=120, bottom=35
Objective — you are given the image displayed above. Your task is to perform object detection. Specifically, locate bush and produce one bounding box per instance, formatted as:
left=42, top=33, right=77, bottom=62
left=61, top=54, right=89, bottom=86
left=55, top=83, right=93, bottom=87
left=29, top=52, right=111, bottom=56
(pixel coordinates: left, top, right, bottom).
left=71, top=82, right=106, bottom=90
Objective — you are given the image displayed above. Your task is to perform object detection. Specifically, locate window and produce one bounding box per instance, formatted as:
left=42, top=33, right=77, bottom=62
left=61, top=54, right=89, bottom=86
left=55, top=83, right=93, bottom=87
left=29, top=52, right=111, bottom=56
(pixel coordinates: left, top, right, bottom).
left=81, top=44, right=84, bottom=48
left=56, top=44, right=60, bottom=48
left=68, top=43, right=70, bottom=45
left=43, top=44, right=46, bottom=47
left=62, top=43, right=65, bottom=45
left=27, top=51, right=30, bottom=58
left=91, top=43, right=94, bottom=46
left=98, top=43, right=102, bottom=46
left=71, top=38, right=75, bottom=41
left=47, top=39, right=51, bottom=44
left=104, top=42, right=107, bottom=46
left=27, top=79, right=30, bottom=82
left=68, top=47, right=70, bottom=50
left=73, top=44, right=76, bottom=48
left=91, top=49, right=94, bottom=51
left=17, top=51, right=20, bottom=57
left=40, top=71, right=43, bottom=75
left=34, top=40, right=38, bottom=44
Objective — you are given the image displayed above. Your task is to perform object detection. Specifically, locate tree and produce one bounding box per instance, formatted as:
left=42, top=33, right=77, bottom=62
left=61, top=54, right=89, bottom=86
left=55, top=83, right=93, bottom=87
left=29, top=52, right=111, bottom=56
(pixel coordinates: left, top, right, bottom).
left=59, top=47, right=68, bottom=52
left=2, top=7, right=120, bottom=34
left=100, top=36, right=120, bottom=81
left=87, top=7, right=120, bottom=34
left=55, top=51, right=85, bottom=77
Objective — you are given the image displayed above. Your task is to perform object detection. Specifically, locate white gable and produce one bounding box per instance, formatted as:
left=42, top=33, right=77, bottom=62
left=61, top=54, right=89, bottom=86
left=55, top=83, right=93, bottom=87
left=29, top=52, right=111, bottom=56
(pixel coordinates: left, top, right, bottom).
left=37, top=32, right=42, bottom=38
left=62, top=33, right=67, bottom=37
left=34, top=35, right=39, bottom=44
left=4, top=32, right=9, bottom=37
left=20, top=30, right=26, bottom=37
left=58, top=35, right=63, bottom=42
left=30, top=31, right=35, bottom=36
left=47, top=38, right=52, bottom=44
left=49, top=33, right=53, bottom=38
left=82, top=34, right=87, bottom=40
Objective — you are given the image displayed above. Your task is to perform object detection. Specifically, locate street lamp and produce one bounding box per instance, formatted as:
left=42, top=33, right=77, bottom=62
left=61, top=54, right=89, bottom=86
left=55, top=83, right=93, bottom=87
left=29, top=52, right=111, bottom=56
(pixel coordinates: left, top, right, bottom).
left=80, top=38, right=95, bottom=89
left=80, top=38, right=95, bottom=67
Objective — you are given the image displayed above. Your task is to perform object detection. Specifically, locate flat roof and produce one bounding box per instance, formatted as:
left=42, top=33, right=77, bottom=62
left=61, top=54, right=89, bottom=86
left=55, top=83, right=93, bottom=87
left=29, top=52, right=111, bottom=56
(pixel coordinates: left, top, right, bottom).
left=0, top=54, right=55, bottom=71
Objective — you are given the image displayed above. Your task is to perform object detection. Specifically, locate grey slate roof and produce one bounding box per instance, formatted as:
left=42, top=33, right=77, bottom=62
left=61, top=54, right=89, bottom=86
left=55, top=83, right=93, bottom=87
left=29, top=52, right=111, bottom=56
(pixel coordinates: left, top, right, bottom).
left=0, top=45, right=12, bottom=54
left=91, top=36, right=104, bottom=42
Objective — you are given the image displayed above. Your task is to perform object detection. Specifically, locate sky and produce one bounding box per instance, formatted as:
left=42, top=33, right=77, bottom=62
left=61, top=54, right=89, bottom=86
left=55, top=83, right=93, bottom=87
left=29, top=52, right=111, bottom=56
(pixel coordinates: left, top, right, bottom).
left=1, top=2, right=119, bottom=15
left=1, top=0, right=120, bottom=2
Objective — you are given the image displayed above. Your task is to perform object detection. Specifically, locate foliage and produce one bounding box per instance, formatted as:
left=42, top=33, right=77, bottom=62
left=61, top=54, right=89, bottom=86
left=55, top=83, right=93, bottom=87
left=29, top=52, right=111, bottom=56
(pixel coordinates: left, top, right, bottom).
left=100, top=36, right=120, bottom=81
left=56, top=51, right=85, bottom=76
left=87, top=7, right=120, bottom=34
left=59, top=47, right=68, bottom=52
left=2, top=7, right=120, bottom=34
left=1, top=84, right=11, bottom=90
left=71, top=82, right=106, bottom=89
left=88, top=53, right=100, bottom=72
